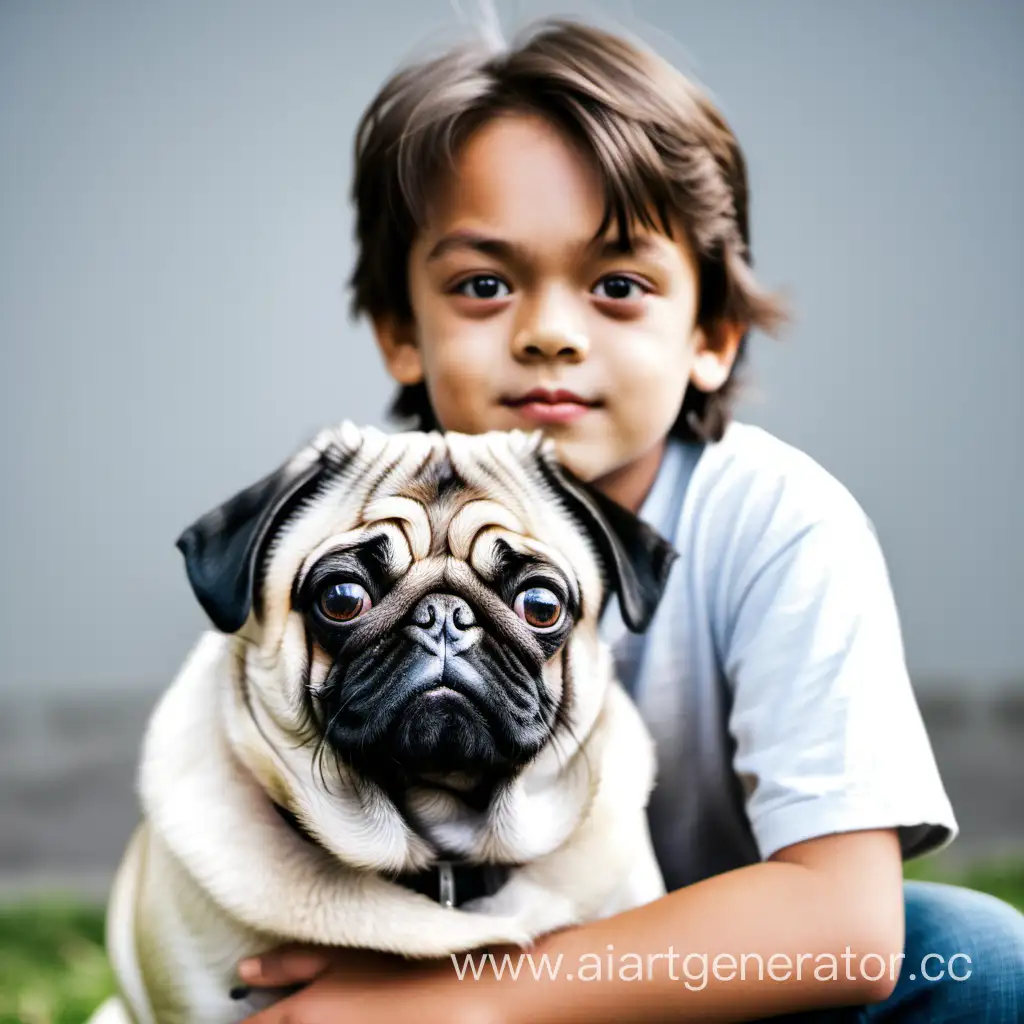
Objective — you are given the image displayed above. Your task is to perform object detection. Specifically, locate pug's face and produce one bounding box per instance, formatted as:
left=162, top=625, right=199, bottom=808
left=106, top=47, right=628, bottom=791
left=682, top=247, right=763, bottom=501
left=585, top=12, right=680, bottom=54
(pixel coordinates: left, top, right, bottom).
left=178, top=424, right=674, bottom=807
left=293, top=515, right=577, bottom=788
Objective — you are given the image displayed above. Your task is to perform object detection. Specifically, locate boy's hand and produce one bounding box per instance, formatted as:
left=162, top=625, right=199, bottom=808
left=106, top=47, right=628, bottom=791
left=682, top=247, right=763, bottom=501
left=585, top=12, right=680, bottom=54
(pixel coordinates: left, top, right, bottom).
left=238, top=944, right=502, bottom=1024
left=238, top=943, right=396, bottom=988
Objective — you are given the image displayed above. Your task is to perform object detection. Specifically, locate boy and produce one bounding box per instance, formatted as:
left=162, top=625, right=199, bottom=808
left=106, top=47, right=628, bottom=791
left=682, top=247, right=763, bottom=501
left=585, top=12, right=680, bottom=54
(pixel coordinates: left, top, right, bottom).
left=237, top=17, right=1023, bottom=1022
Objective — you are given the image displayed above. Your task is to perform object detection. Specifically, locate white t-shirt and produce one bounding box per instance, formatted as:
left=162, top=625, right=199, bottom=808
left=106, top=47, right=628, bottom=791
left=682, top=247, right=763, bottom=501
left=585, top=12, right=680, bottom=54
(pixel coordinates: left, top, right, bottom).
left=598, top=422, right=957, bottom=891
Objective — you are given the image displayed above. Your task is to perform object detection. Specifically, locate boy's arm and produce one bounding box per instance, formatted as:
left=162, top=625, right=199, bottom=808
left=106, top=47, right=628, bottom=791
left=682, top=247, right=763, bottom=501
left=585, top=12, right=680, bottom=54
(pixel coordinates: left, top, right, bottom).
left=241, top=827, right=903, bottom=1023
left=482, top=827, right=905, bottom=1022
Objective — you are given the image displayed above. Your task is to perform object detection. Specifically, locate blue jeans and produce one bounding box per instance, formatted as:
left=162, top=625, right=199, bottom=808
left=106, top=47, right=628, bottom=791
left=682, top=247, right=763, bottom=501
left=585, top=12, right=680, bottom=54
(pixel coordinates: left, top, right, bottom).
left=765, top=881, right=1024, bottom=1022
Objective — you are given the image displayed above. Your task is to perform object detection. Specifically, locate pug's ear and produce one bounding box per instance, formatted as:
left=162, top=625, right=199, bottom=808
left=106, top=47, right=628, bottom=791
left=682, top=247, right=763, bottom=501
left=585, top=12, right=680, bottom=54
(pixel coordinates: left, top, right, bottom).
left=539, top=461, right=677, bottom=633
left=175, top=454, right=324, bottom=634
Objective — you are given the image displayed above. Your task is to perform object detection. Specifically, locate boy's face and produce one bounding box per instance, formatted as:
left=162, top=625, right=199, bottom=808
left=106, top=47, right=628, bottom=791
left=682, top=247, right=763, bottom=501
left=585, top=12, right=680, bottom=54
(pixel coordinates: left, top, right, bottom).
left=374, top=112, right=740, bottom=503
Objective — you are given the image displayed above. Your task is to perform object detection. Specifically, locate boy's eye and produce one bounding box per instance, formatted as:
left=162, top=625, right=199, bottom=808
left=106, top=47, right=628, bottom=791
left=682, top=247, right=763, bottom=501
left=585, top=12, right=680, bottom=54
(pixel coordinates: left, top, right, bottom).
left=593, top=275, right=646, bottom=301
left=454, top=275, right=511, bottom=300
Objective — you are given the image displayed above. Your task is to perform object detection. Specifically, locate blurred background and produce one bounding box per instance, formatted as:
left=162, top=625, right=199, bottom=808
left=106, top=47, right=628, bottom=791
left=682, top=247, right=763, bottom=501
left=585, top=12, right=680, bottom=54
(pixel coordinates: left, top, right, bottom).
left=1, top=0, right=1022, bottom=1016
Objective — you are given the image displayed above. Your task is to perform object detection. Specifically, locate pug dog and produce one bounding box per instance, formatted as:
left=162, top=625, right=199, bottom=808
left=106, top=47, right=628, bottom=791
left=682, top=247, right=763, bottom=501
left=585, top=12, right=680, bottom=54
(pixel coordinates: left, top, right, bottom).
left=88, top=423, right=676, bottom=1024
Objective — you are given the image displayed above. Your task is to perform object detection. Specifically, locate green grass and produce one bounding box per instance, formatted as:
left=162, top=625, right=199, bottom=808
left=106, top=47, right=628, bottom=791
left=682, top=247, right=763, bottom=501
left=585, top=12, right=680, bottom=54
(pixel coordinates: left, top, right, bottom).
left=0, top=897, right=114, bottom=1024
left=903, top=854, right=1024, bottom=911
left=1, top=858, right=1021, bottom=1023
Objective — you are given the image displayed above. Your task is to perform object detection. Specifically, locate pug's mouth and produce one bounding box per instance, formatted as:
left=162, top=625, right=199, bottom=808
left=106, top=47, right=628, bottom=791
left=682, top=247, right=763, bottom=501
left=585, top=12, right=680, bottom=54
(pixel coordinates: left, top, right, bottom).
left=328, top=673, right=530, bottom=790
left=395, top=684, right=497, bottom=773
left=410, top=684, right=478, bottom=719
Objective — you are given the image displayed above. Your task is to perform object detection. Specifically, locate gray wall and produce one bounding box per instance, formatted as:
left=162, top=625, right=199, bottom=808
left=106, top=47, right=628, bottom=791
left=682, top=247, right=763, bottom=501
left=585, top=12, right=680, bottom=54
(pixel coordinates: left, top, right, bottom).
left=2, top=0, right=1021, bottom=698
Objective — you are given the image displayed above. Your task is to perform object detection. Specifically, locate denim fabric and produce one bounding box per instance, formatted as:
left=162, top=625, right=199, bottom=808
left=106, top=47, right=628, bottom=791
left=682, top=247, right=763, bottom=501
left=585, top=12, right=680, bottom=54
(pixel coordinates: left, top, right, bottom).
left=760, top=881, right=1024, bottom=1022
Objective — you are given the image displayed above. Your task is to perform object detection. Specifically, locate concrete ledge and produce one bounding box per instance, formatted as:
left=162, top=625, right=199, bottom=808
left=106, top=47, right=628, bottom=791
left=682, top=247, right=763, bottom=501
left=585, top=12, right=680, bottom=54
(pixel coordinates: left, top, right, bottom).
left=2, top=685, right=1022, bottom=894
left=916, top=687, right=1024, bottom=728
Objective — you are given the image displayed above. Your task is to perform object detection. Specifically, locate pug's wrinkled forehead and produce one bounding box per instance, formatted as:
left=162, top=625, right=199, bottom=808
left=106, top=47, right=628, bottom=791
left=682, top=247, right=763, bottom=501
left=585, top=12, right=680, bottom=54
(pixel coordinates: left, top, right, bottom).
left=177, top=422, right=676, bottom=643
left=261, top=427, right=599, bottom=640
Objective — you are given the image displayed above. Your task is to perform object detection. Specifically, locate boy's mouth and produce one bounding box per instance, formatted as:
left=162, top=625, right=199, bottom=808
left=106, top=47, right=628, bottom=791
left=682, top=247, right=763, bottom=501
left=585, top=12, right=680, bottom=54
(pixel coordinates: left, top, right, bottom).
left=502, top=388, right=600, bottom=426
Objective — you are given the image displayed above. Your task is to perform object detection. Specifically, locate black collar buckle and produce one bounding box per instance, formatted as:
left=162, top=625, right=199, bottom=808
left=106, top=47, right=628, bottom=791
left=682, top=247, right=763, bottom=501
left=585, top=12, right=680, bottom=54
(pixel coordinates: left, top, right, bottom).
left=272, top=800, right=512, bottom=910
left=392, top=858, right=512, bottom=909
left=437, top=860, right=457, bottom=909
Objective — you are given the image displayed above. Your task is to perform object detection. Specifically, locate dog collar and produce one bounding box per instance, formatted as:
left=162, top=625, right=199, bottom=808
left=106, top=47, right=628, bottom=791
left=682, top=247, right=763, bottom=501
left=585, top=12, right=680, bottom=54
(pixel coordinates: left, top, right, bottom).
left=389, top=859, right=511, bottom=909
left=271, top=802, right=512, bottom=909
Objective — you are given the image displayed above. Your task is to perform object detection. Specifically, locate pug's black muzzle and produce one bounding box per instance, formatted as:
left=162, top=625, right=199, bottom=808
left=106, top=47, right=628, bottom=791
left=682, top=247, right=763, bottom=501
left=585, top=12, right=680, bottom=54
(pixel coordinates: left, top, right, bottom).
left=323, top=593, right=554, bottom=784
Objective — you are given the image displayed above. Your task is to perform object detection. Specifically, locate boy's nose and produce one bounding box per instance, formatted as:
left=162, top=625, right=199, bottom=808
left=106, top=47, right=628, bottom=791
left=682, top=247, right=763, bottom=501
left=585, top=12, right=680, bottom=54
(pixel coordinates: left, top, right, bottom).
left=511, top=286, right=589, bottom=363
left=511, top=325, right=590, bottom=363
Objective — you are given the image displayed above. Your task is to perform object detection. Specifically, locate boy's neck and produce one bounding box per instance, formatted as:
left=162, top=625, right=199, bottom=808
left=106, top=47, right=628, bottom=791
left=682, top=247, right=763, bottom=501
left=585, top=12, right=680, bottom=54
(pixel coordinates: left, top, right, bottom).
left=591, top=440, right=667, bottom=514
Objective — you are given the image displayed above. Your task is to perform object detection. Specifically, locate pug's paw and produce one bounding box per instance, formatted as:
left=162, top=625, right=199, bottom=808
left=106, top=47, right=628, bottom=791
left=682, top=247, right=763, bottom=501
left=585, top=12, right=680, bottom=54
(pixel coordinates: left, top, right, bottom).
left=386, top=905, right=534, bottom=958
left=460, top=878, right=580, bottom=938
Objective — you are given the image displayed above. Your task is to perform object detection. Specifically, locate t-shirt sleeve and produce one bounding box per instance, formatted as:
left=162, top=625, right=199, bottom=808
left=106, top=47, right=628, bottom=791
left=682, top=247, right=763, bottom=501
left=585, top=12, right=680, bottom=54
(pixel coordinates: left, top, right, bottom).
left=719, top=484, right=958, bottom=863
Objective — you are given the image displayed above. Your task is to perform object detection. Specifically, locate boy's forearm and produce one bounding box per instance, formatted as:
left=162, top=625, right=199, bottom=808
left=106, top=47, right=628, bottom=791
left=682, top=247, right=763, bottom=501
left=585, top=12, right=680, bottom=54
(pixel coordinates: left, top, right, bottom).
left=465, top=831, right=904, bottom=1024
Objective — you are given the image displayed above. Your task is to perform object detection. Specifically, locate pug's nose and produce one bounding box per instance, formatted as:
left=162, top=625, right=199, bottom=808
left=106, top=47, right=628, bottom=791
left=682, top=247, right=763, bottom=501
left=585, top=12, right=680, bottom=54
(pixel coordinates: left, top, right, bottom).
left=408, top=594, right=477, bottom=644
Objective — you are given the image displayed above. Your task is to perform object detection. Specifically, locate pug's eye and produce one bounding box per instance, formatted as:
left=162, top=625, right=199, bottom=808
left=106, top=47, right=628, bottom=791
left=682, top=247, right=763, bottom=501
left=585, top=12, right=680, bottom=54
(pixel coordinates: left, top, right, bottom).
left=513, top=586, right=563, bottom=630
left=318, top=582, right=372, bottom=623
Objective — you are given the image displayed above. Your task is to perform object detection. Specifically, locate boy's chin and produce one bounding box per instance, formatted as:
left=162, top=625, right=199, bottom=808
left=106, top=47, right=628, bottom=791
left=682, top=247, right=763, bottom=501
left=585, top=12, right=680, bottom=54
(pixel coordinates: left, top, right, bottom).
left=548, top=432, right=670, bottom=513
left=539, top=432, right=619, bottom=484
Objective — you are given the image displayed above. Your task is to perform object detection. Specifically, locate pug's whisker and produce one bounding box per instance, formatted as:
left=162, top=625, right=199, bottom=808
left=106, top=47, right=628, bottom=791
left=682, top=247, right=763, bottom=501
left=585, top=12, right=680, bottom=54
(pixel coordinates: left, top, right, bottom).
left=294, top=646, right=334, bottom=754
left=552, top=700, right=593, bottom=784
left=310, top=680, right=354, bottom=789
left=312, top=703, right=352, bottom=796
left=312, top=738, right=332, bottom=794
left=240, top=679, right=315, bottom=778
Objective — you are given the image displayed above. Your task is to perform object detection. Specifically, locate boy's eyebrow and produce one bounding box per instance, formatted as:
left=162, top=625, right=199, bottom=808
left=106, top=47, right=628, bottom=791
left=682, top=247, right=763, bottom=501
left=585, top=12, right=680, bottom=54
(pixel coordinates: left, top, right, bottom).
left=593, top=234, right=662, bottom=259
left=425, top=231, right=526, bottom=264
left=425, top=229, right=666, bottom=264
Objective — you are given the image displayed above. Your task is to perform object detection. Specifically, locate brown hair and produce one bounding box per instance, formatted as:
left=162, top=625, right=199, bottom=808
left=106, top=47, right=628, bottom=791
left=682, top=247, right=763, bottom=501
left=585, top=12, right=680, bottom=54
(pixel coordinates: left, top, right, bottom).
left=349, top=18, right=787, bottom=443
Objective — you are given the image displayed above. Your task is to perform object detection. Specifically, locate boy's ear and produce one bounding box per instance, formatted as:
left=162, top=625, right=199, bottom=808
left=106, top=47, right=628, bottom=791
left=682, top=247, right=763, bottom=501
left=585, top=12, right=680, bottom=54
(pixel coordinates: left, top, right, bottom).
left=689, top=321, right=746, bottom=393
left=373, top=314, right=424, bottom=386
